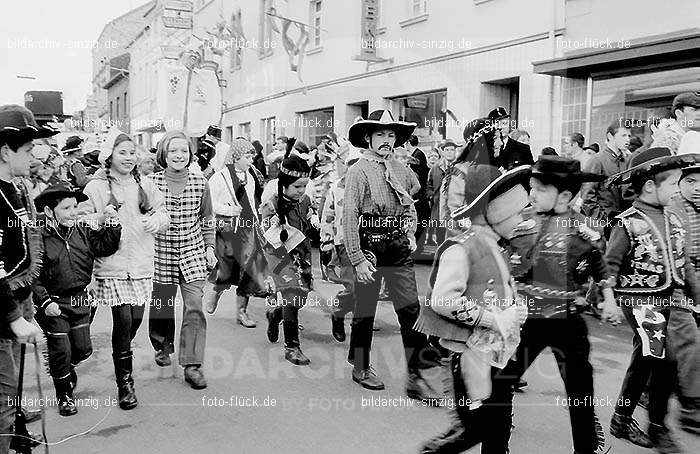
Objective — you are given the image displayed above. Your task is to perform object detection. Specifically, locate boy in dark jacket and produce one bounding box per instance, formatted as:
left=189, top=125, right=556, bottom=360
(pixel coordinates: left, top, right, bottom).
left=33, top=184, right=121, bottom=416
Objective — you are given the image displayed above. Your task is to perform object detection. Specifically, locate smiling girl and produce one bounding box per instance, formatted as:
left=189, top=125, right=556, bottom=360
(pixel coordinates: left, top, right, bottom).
left=80, top=132, right=169, bottom=410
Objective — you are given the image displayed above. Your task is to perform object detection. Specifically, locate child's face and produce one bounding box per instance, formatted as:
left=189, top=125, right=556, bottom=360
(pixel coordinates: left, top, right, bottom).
left=165, top=137, right=190, bottom=171
left=680, top=172, right=700, bottom=205
left=529, top=177, right=560, bottom=213
left=440, top=146, right=456, bottom=163
left=652, top=169, right=681, bottom=206
left=284, top=177, right=309, bottom=201
left=48, top=197, right=78, bottom=227
left=111, top=141, right=137, bottom=174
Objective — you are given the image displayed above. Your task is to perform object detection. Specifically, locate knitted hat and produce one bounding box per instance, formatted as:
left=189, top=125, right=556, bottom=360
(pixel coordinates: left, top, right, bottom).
left=225, top=137, right=255, bottom=165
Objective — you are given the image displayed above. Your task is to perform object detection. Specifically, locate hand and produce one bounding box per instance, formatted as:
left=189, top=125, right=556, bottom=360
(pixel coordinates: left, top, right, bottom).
left=310, top=214, right=320, bottom=230
left=320, top=242, right=334, bottom=252
left=10, top=318, right=42, bottom=343
left=103, top=205, right=119, bottom=226
left=354, top=259, right=376, bottom=284
left=45, top=302, right=61, bottom=317
left=205, top=247, right=217, bottom=269
left=601, top=297, right=623, bottom=325
left=142, top=215, right=160, bottom=234
left=408, top=236, right=417, bottom=253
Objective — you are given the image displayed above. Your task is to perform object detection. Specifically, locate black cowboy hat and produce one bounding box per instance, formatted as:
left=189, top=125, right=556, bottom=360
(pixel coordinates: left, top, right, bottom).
left=0, top=104, right=58, bottom=140
left=608, top=147, right=695, bottom=185
left=61, top=135, right=84, bottom=154
left=34, top=183, right=88, bottom=211
left=487, top=106, right=510, bottom=122
left=348, top=110, right=416, bottom=149
left=530, top=155, right=604, bottom=183
left=451, top=164, right=531, bottom=220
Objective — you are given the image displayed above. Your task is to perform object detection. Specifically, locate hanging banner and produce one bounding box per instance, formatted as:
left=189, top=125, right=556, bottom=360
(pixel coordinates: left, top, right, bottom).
left=355, top=0, right=379, bottom=62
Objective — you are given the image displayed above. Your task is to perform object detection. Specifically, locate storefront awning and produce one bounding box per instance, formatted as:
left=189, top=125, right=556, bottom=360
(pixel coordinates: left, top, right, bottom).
left=533, top=28, right=700, bottom=78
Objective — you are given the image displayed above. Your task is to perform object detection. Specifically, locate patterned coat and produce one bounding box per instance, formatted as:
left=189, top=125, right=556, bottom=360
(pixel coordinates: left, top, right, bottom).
left=151, top=172, right=213, bottom=284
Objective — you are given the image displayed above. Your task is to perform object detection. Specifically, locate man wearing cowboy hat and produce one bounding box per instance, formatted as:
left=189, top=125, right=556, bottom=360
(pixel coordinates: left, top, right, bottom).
left=415, top=163, right=530, bottom=453
left=604, top=147, right=696, bottom=452
left=343, top=109, right=440, bottom=397
left=0, top=104, right=58, bottom=453
left=488, top=156, right=615, bottom=454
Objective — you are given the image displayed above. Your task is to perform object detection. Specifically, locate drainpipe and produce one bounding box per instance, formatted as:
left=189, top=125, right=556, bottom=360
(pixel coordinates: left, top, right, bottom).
left=547, top=0, right=558, bottom=148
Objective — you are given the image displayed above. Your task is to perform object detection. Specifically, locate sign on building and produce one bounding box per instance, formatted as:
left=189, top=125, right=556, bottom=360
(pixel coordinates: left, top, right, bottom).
left=163, top=1, right=193, bottom=29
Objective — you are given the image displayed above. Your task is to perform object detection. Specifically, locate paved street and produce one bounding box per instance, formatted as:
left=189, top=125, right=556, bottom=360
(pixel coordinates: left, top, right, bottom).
left=21, top=255, right=700, bottom=454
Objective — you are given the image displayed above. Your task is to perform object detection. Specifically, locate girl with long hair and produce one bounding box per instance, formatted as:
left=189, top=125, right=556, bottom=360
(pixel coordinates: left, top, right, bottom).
left=80, top=132, right=169, bottom=410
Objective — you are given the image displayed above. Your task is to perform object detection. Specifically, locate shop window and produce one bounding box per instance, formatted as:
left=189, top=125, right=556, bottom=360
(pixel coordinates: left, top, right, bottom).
left=590, top=67, right=700, bottom=147
left=393, top=90, right=446, bottom=148
left=297, top=108, right=334, bottom=146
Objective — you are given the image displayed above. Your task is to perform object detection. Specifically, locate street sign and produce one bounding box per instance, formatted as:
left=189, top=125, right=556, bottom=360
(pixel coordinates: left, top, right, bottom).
left=163, top=15, right=193, bottom=29
left=163, top=1, right=193, bottom=30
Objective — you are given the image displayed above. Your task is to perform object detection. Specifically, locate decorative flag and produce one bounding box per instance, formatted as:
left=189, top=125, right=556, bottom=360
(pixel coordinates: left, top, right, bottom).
left=633, top=305, right=667, bottom=358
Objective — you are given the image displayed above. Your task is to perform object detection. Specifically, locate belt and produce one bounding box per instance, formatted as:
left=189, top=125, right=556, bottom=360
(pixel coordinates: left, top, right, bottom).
left=517, top=283, right=579, bottom=299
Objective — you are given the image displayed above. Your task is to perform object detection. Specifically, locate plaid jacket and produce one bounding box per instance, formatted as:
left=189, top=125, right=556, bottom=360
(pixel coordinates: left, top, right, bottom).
left=151, top=172, right=211, bottom=284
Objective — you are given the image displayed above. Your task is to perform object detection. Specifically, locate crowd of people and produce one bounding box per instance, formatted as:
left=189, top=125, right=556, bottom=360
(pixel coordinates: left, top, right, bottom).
left=0, top=91, right=699, bottom=454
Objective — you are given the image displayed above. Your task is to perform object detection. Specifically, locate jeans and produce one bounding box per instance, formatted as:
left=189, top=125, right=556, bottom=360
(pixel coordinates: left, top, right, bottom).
left=0, top=339, right=20, bottom=454
left=150, top=279, right=207, bottom=366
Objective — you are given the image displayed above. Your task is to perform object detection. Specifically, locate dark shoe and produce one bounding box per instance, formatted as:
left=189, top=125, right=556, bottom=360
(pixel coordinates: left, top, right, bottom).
left=513, top=379, right=528, bottom=391
left=406, top=369, right=442, bottom=404
left=184, top=366, right=208, bottom=389
left=352, top=367, right=385, bottom=390
left=610, top=413, right=652, bottom=448
left=10, top=430, right=43, bottom=451
left=21, top=408, right=42, bottom=424
left=54, top=377, right=78, bottom=417
left=155, top=350, right=172, bottom=367
left=648, top=423, right=682, bottom=454
left=266, top=307, right=282, bottom=343
left=284, top=346, right=310, bottom=366
left=331, top=312, right=346, bottom=342
left=69, top=366, right=78, bottom=391
left=114, top=352, right=138, bottom=410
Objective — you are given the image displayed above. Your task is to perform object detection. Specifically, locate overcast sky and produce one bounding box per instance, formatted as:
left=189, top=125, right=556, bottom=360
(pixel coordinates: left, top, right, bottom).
left=0, top=0, right=152, bottom=113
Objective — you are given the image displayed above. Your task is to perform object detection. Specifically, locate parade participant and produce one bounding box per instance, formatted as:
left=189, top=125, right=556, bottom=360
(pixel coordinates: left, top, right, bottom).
left=262, top=148, right=318, bottom=365
left=148, top=130, right=216, bottom=389
left=441, top=118, right=497, bottom=237
left=406, top=135, right=430, bottom=254
left=651, top=92, right=700, bottom=154
left=61, top=135, right=88, bottom=189
left=0, top=105, right=55, bottom=454
left=416, top=164, right=530, bottom=453
left=321, top=147, right=362, bottom=342
left=488, top=107, right=534, bottom=170
left=343, top=110, right=439, bottom=396
left=485, top=156, right=614, bottom=454
left=427, top=139, right=457, bottom=245
left=666, top=157, right=700, bottom=434
left=203, top=138, right=268, bottom=326
left=80, top=131, right=169, bottom=410
left=603, top=147, right=694, bottom=452
left=32, top=184, right=121, bottom=415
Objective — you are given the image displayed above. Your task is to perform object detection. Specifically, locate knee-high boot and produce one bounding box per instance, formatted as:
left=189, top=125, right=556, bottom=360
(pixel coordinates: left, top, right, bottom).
left=113, top=351, right=137, bottom=410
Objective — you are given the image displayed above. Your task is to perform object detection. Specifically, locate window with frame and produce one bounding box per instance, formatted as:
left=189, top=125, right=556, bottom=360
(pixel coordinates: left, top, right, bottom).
left=261, top=117, right=277, bottom=153
left=309, top=0, right=322, bottom=48
left=411, top=0, right=427, bottom=16
left=259, top=0, right=275, bottom=58
left=237, top=122, right=252, bottom=141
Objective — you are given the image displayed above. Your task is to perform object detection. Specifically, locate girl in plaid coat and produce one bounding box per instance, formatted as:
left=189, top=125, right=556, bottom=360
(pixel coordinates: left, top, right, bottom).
left=149, top=130, right=216, bottom=390
left=80, top=132, right=170, bottom=410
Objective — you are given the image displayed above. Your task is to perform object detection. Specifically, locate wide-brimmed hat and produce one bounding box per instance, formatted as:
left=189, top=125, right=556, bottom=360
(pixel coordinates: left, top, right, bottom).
left=531, top=155, right=604, bottom=183
left=451, top=164, right=531, bottom=222
left=61, top=135, right=84, bottom=154
left=0, top=104, right=58, bottom=141
left=348, top=110, right=416, bottom=149
left=34, top=183, right=88, bottom=211
left=608, top=147, right=694, bottom=185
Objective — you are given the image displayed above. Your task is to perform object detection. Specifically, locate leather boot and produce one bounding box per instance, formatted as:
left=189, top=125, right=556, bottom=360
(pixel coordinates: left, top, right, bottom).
left=203, top=281, right=224, bottom=315
left=113, top=352, right=138, bottom=410
left=331, top=311, right=346, bottom=342
left=54, top=377, right=77, bottom=416
left=69, top=365, right=78, bottom=391
left=283, top=321, right=309, bottom=365
left=236, top=295, right=256, bottom=328
left=266, top=305, right=283, bottom=343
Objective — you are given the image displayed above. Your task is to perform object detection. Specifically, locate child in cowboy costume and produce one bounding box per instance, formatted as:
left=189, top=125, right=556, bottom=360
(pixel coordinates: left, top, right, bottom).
left=343, top=110, right=439, bottom=398
left=149, top=130, right=216, bottom=389
left=33, top=184, right=121, bottom=415
left=668, top=156, right=700, bottom=435
left=262, top=147, right=318, bottom=366
left=416, top=164, right=530, bottom=454
left=203, top=138, right=269, bottom=325
left=488, top=156, right=614, bottom=454
left=603, top=147, right=696, bottom=453
left=0, top=105, right=57, bottom=453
